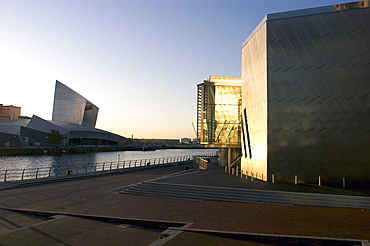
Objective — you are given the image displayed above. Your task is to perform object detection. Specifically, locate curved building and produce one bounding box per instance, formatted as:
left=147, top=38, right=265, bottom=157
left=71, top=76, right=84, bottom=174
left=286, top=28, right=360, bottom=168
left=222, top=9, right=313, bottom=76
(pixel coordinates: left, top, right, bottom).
left=0, top=80, right=126, bottom=147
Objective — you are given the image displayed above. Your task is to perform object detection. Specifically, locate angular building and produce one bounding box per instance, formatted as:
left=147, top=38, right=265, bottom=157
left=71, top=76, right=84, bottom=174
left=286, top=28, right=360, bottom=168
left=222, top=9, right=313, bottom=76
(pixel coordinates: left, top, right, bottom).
left=0, top=80, right=126, bottom=147
left=241, top=1, right=370, bottom=184
left=197, top=76, right=242, bottom=166
left=52, top=80, right=99, bottom=128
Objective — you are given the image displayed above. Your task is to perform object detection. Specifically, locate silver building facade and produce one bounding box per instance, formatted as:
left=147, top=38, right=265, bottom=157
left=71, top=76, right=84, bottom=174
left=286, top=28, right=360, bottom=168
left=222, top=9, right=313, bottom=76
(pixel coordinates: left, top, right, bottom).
left=52, top=80, right=99, bottom=128
left=241, top=1, right=370, bottom=184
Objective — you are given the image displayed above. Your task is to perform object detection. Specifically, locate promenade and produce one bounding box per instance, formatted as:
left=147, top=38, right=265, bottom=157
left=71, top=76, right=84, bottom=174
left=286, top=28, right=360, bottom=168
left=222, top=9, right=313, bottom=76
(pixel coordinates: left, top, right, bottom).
left=0, top=162, right=369, bottom=245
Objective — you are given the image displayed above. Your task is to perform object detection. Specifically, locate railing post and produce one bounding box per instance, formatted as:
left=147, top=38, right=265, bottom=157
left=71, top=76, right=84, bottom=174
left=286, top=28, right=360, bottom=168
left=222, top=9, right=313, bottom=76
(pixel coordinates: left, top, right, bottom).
left=49, top=167, right=52, bottom=177
left=110, top=162, right=112, bottom=170
left=4, top=170, right=7, bottom=182
left=36, top=168, right=39, bottom=179
left=343, top=177, right=346, bottom=188
left=22, top=169, right=25, bottom=180
left=103, top=163, right=105, bottom=171
left=77, top=165, right=79, bottom=174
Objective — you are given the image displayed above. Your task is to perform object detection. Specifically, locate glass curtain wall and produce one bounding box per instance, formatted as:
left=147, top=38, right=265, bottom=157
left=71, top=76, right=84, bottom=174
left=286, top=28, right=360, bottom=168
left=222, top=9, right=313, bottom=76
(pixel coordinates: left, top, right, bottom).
left=197, top=77, right=242, bottom=146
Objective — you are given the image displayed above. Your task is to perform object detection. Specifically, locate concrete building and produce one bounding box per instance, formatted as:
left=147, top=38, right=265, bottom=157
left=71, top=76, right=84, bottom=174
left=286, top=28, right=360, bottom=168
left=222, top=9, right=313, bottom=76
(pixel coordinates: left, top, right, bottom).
left=0, top=104, right=11, bottom=120
left=197, top=76, right=242, bottom=166
left=52, top=80, right=99, bottom=128
left=241, top=1, right=370, bottom=184
left=0, top=104, right=21, bottom=119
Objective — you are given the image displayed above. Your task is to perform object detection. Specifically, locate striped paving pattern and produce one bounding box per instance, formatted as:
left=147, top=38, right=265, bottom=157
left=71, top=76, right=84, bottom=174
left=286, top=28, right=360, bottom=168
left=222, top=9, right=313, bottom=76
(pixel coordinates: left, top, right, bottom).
left=120, top=181, right=370, bottom=209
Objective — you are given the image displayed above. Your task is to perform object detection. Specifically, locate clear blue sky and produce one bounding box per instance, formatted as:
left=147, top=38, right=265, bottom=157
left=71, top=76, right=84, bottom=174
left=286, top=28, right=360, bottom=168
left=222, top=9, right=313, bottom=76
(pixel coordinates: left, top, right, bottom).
left=0, top=0, right=351, bottom=139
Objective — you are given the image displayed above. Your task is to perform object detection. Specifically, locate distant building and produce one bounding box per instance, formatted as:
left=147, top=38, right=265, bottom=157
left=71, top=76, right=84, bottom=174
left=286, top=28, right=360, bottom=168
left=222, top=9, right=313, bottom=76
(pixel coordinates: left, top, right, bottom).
left=197, top=76, right=242, bottom=166
left=241, top=1, right=370, bottom=184
left=180, top=138, right=191, bottom=144
left=0, top=104, right=21, bottom=119
left=0, top=81, right=125, bottom=147
left=0, top=104, right=10, bottom=120
left=52, top=80, right=99, bottom=128
left=138, top=139, right=180, bottom=146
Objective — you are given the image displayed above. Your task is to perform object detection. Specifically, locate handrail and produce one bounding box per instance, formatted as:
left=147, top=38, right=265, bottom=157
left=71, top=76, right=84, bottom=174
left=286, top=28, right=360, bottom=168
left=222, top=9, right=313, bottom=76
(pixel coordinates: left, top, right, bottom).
left=0, top=153, right=217, bottom=182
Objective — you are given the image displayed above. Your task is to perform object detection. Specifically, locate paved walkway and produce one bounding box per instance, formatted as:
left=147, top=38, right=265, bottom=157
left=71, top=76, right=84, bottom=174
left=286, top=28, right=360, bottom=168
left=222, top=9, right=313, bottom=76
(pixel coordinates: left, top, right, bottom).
left=0, top=163, right=369, bottom=245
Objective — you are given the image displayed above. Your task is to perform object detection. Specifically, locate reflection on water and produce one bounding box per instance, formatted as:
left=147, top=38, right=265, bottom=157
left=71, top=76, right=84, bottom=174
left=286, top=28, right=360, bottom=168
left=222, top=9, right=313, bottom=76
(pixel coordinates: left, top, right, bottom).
left=0, top=149, right=216, bottom=174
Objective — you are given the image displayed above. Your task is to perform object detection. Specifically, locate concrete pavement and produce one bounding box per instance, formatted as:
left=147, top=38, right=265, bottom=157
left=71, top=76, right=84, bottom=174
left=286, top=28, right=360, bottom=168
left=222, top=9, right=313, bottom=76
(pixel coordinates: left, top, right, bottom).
left=0, top=162, right=369, bottom=245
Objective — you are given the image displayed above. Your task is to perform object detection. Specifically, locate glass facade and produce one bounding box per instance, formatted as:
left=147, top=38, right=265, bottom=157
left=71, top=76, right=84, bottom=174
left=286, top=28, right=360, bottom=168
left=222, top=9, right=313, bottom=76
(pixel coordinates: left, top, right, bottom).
left=197, top=76, right=242, bottom=147
left=52, top=81, right=99, bottom=128
left=241, top=1, right=370, bottom=184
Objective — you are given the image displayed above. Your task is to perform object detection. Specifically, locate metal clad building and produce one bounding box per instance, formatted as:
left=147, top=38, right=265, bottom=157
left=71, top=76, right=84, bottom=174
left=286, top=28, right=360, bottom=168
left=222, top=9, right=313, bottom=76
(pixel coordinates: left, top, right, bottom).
left=52, top=80, right=99, bottom=128
left=241, top=1, right=370, bottom=184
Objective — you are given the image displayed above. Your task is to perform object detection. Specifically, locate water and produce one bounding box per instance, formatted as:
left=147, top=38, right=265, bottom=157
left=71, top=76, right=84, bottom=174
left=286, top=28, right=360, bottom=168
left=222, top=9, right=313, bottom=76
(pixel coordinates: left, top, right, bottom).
left=0, top=149, right=217, bottom=178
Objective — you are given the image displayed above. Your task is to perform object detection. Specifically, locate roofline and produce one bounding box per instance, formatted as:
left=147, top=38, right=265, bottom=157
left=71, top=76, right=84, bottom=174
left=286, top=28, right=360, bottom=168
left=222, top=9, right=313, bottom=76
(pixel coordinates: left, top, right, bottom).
left=242, top=1, right=369, bottom=48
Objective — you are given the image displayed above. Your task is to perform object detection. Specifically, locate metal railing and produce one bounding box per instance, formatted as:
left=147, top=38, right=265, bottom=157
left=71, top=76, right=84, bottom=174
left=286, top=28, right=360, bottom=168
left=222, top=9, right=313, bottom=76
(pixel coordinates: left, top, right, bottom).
left=0, top=154, right=217, bottom=182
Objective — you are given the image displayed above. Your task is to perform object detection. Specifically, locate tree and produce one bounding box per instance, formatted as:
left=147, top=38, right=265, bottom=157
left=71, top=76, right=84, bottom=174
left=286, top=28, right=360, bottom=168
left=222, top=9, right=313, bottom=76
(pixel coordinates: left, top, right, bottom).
left=48, top=129, right=62, bottom=146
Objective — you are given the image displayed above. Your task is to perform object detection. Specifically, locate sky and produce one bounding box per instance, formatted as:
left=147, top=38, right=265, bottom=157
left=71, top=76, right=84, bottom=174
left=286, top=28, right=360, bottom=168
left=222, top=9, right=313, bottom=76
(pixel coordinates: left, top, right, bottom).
left=0, top=0, right=352, bottom=139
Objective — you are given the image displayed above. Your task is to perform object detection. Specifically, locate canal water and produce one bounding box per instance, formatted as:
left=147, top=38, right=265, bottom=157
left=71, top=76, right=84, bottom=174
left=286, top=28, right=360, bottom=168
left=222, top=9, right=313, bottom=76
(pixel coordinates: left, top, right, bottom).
left=0, top=148, right=217, bottom=172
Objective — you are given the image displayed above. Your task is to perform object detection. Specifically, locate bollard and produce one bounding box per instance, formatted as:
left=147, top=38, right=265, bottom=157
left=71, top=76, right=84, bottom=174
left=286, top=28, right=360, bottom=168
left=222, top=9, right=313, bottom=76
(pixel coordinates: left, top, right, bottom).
left=22, top=169, right=25, bottom=180
left=294, top=175, right=298, bottom=185
left=224, top=166, right=227, bottom=172
left=251, top=172, right=254, bottom=182
left=36, top=168, right=39, bottom=179
left=240, top=171, right=243, bottom=178
left=49, top=167, right=52, bottom=177
left=4, top=170, right=7, bottom=182
left=232, top=168, right=234, bottom=175
left=245, top=171, right=248, bottom=180
left=272, top=174, right=275, bottom=183
left=343, top=177, right=345, bottom=188
left=319, top=176, right=321, bottom=186
left=236, top=167, right=238, bottom=176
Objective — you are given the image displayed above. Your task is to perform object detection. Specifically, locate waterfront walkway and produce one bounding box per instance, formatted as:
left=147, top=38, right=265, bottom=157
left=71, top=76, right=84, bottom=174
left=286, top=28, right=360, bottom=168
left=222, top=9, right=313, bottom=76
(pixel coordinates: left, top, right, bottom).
left=0, top=162, right=369, bottom=245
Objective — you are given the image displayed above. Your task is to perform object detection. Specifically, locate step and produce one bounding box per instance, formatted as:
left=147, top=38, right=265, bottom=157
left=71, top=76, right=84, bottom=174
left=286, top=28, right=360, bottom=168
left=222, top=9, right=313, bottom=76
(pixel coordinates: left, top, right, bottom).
left=125, top=181, right=370, bottom=206
left=120, top=182, right=370, bottom=209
